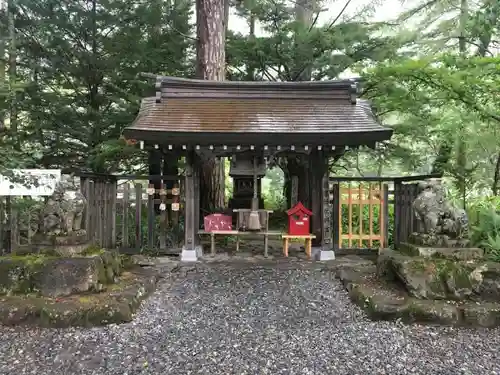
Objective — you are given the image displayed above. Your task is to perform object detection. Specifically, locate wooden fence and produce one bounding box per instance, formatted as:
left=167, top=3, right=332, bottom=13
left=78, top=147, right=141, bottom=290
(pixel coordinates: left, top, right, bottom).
left=80, top=175, right=117, bottom=249
left=0, top=174, right=185, bottom=254
left=331, top=181, right=388, bottom=249
left=329, top=174, right=439, bottom=251
left=0, top=172, right=436, bottom=254
left=113, top=175, right=184, bottom=252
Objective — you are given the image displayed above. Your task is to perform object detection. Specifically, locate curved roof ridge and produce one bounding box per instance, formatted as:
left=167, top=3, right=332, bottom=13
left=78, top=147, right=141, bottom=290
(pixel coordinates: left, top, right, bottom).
left=156, top=75, right=357, bottom=91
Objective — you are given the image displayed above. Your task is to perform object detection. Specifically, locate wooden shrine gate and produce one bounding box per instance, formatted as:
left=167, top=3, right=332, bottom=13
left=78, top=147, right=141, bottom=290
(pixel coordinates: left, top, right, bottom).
left=329, top=174, right=440, bottom=252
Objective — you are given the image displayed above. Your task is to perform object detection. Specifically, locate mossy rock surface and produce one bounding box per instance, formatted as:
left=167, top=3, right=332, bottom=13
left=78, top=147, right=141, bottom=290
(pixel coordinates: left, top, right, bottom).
left=89, top=249, right=122, bottom=284
left=340, top=263, right=500, bottom=328
left=377, top=249, right=500, bottom=301
left=0, top=256, right=52, bottom=295
left=0, top=268, right=158, bottom=328
left=398, top=242, right=483, bottom=260
left=0, top=249, right=123, bottom=297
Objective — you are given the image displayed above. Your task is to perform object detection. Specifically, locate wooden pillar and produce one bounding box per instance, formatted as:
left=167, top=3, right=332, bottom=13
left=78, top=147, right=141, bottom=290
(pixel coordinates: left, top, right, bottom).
left=148, top=148, right=162, bottom=213
left=182, top=151, right=202, bottom=260
left=184, top=151, right=196, bottom=251
left=290, top=176, right=299, bottom=207
left=308, top=150, right=331, bottom=249
left=393, top=181, right=402, bottom=248
left=331, top=182, right=340, bottom=250
left=194, top=155, right=201, bottom=243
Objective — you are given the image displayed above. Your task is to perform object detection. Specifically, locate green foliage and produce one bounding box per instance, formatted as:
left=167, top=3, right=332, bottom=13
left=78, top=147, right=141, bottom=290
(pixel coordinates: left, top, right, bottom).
left=6, top=0, right=194, bottom=173
left=470, top=206, right=500, bottom=261
left=361, top=53, right=500, bottom=197
left=226, top=0, right=407, bottom=82
left=262, top=167, right=286, bottom=211
left=468, top=197, right=500, bottom=262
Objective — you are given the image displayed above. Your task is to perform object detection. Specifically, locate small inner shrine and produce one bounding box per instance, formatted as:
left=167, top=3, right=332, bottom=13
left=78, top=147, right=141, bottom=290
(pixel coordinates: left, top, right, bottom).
left=229, top=153, right=265, bottom=210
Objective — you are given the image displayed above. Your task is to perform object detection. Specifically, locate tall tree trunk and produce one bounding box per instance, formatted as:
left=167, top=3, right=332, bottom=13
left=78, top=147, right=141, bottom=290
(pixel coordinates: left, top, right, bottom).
left=196, top=0, right=226, bottom=212
left=223, top=0, right=229, bottom=36
left=292, top=0, right=314, bottom=81
left=8, top=0, right=17, bottom=145
left=430, top=0, right=470, bottom=197
left=245, top=10, right=256, bottom=80
left=455, top=0, right=468, bottom=208
left=281, top=0, right=316, bottom=208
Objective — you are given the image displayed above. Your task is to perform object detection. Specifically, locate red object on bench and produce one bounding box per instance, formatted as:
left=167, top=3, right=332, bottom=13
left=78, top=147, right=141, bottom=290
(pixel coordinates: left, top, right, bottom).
left=204, top=214, right=233, bottom=232
left=286, top=202, right=312, bottom=236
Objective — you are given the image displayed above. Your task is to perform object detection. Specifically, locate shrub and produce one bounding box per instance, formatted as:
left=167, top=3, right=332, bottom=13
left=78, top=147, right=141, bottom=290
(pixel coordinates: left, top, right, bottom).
left=470, top=207, right=500, bottom=262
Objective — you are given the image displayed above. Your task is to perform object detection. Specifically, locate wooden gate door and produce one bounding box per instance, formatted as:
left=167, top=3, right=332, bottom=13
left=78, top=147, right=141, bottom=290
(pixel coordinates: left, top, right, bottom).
left=333, top=181, right=388, bottom=250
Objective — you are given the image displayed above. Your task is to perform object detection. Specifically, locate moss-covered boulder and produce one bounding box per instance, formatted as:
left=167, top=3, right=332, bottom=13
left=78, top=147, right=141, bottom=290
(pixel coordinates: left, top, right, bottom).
left=379, top=250, right=448, bottom=299
left=0, top=249, right=123, bottom=298
left=0, top=268, right=159, bottom=328
left=398, top=242, right=483, bottom=260
left=471, top=262, right=500, bottom=302
left=462, top=302, right=500, bottom=327
left=378, top=249, right=485, bottom=300
left=84, top=249, right=122, bottom=284
left=32, top=257, right=104, bottom=297
left=340, top=264, right=500, bottom=327
left=0, top=256, right=49, bottom=295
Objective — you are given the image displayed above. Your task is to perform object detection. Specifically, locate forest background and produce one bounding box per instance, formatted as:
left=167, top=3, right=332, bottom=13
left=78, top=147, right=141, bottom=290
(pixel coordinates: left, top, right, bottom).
left=0, top=0, right=499, bottom=254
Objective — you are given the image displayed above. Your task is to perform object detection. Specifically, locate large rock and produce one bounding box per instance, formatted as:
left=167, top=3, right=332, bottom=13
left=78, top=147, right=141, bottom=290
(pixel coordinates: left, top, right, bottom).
left=32, top=257, right=103, bottom=297
left=462, top=302, right=500, bottom=327
left=0, top=269, right=159, bottom=328
left=472, top=262, right=500, bottom=302
left=340, top=263, right=500, bottom=327
left=0, top=258, right=37, bottom=294
left=0, top=250, right=123, bottom=298
left=377, top=249, right=483, bottom=300
left=27, top=232, right=90, bottom=257
left=378, top=250, right=446, bottom=299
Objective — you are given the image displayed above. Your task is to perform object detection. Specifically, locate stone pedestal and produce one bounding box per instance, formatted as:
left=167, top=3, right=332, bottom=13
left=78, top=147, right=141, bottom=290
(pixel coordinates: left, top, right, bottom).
left=408, top=233, right=471, bottom=248
left=312, top=247, right=335, bottom=261
left=181, top=245, right=203, bottom=262
left=27, top=232, right=90, bottom=256
left=399, top=242, right=484, bottom=260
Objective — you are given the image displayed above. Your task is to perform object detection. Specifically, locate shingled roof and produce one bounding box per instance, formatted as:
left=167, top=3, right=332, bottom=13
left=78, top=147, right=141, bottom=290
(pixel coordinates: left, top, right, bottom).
left=123, top=76, right=392, bottom=146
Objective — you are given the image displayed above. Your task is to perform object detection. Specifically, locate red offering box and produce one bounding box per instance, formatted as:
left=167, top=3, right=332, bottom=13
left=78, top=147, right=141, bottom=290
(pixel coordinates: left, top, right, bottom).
left=286, top=202, right=312, bottom=236
left=204, top=214, right=233, bottom=232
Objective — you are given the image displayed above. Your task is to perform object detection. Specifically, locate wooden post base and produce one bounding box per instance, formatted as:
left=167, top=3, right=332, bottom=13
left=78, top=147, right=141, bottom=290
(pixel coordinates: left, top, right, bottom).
left=281, top=234, right=316, bottom=259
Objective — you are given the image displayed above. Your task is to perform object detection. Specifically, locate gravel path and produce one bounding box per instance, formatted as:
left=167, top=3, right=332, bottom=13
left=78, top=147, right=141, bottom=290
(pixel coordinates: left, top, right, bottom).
left=1, top=261, right=500, bottom=375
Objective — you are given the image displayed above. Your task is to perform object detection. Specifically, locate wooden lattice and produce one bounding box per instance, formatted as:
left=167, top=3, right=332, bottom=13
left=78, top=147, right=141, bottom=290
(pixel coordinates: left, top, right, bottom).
left=338, top=182, right=386, bottom=249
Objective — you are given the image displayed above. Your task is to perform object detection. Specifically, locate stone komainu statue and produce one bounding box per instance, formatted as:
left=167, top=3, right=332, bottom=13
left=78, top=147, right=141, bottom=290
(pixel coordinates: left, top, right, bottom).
left=42, top=175, right=87, bottom=236
left=412, top=179, right=469, bottom=245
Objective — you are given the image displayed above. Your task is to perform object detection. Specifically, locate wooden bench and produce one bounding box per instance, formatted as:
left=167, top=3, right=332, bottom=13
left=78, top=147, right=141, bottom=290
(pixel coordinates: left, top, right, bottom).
left=198, top=230, right=281, bottom=257
left=281, top=234, right=316, bottom=259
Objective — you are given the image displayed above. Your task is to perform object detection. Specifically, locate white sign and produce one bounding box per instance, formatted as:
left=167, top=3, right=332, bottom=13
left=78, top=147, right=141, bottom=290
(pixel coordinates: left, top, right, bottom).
left=0, top=169, right=61, bottom=196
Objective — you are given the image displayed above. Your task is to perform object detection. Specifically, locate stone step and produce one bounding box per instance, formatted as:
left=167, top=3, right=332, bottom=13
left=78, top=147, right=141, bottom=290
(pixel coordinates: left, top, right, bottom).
left=398, top=242, right=484, bottom=260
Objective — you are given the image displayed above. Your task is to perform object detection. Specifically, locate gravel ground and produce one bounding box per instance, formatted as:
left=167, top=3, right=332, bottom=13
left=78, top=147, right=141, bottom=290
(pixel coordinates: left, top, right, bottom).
left=1, top=261, right=500, bottom=375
